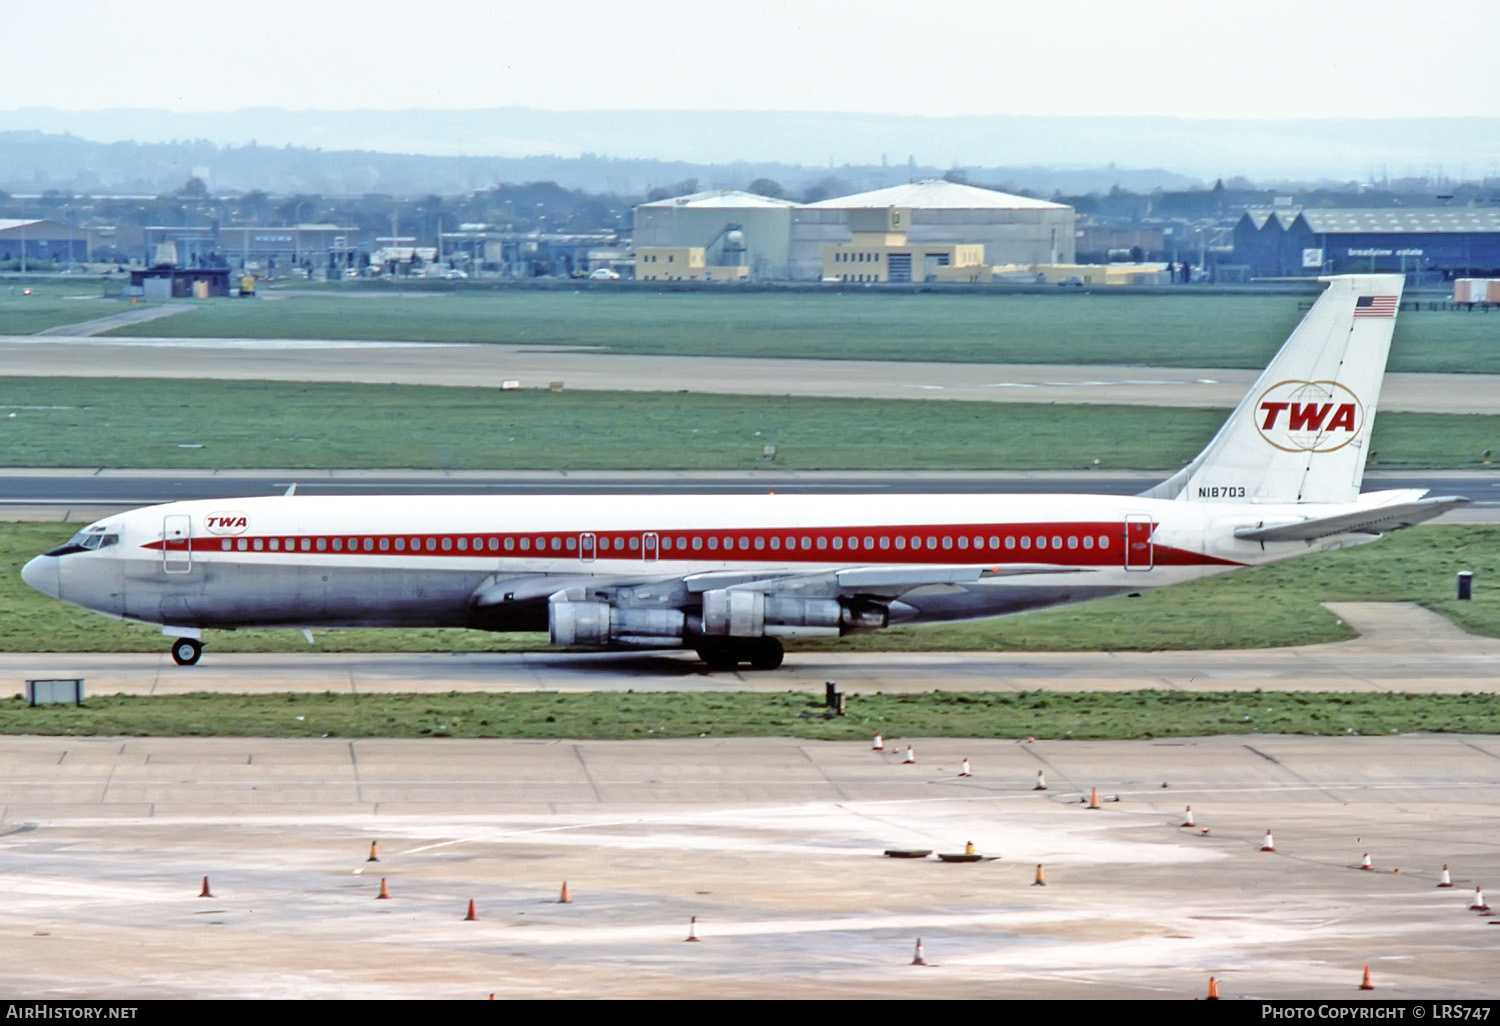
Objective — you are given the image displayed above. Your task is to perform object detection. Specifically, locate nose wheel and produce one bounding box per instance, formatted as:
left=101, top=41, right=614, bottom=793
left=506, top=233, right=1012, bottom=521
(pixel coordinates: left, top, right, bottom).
left=170, top=638, right=203, bottom=666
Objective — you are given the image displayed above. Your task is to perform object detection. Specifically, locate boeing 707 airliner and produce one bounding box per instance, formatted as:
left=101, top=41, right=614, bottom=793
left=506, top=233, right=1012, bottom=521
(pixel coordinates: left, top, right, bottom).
left=21, top=275, right=1465, bottom=669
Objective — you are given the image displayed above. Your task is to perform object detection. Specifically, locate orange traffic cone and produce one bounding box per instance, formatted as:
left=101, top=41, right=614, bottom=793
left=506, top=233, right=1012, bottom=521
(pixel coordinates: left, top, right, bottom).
left=1438, top=865, right=1453, bottom=888
left=1260, top=829, right=1276, bottom=852
left=959, top=758, right=972, bottom=777
left=1205, top=976, right=1220, bottom=1000
left=1359, top=965, right=1374, bottom=990
left=559, top=881, right=571, bottom=903
left=376, top=877, right=391, bottom=899
left=1181, top=806, right=1195, bottom=828
left=872, top=734, right=884, bottom=751
left=903, top=746, right=916, bottom=765
left=1470, top=887, right=1490, bottom=912
left=1087, top=787, right=1100, bottom=810
left=1033, top=770, right=1047, bottom=791
left=367, top=841, right=379, bottom=862
left=1032, top=864, right=1047, bottom=886
left=198, top=876, right=213, bottom=898
left=911, top=938, right=927, bottom=965
left=1360, top=853, right=1373, bottom=871
left=685, top=915, right=700, bottom=941
left=464, top=899, right=479, bottom=921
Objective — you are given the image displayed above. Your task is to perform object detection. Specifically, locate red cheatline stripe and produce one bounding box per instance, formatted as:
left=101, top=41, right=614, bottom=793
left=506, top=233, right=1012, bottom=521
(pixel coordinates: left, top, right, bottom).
left=146, top=522, right=1242, bottom=567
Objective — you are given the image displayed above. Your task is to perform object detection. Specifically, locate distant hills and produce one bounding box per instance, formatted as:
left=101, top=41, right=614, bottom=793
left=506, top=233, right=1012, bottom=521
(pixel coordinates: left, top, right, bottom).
left=1, top=107, right=1496, bottom=196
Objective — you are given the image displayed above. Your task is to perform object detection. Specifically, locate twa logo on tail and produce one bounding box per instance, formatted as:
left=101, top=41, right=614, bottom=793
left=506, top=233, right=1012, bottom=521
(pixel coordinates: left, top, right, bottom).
left=1254, top=380, right=1364, bottom=453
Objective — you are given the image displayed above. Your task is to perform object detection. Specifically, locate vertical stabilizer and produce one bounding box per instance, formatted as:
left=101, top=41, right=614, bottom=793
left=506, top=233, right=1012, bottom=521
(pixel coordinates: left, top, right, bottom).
left=1142, top=274, right=1403, bottom=505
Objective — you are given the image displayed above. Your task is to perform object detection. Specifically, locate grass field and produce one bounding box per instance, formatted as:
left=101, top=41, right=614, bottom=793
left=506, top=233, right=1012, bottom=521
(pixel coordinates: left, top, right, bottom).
left=0, top=277, right=136, bottom=334
left=96, top=287, right=1500, bottom=374
left=0, top=689, right=1495, bottom=740
left=3, top=377, right=1498, bottom=470
left=3, top=522, right=1496, bottom=654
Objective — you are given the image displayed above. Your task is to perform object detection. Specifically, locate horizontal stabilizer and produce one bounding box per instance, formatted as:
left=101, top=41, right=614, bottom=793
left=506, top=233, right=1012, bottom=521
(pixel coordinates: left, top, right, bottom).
left=1233, top=495, right=1469, bottom=543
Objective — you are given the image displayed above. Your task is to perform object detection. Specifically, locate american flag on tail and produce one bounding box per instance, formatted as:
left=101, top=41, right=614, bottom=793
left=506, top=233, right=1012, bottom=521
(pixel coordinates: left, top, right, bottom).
left=1353, top=295, right=1399, bottom=318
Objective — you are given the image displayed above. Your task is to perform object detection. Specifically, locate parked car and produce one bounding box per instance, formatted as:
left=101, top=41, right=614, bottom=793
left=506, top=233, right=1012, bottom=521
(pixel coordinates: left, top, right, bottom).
left=588, top=268, right=621, bottom=280
left=439, top=269, right=469, bottom=280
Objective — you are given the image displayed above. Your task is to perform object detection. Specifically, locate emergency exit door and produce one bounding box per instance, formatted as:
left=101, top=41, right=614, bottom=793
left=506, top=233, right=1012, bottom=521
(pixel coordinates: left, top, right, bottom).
left=1124, top=515, right=1154, bottom=571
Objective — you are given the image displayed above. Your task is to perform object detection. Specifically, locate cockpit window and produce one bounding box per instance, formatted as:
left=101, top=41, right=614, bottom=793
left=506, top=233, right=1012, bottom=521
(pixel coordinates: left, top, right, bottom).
left=54, top=526, right=117, bottom=553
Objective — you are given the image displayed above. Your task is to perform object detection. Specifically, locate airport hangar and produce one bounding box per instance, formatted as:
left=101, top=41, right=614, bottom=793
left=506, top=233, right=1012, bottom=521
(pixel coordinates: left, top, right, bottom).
left=1233, top=207, right=1500, bottom=279
left=632, top=179, right=1077, bottom=282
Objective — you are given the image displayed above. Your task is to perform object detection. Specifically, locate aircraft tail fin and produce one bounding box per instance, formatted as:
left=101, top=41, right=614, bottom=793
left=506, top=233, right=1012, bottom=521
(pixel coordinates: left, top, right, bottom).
left=1141, top=274, right=1404, bottom=505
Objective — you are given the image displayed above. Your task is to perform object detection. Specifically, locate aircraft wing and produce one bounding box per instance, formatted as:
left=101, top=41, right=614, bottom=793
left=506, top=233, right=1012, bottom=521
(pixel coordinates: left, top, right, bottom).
left=1233, top=495, right=1469, bottom=543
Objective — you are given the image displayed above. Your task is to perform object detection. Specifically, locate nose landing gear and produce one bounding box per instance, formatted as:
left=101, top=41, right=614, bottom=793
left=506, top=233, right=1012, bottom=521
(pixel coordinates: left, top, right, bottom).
left=170, top=637, right=203, bottom=666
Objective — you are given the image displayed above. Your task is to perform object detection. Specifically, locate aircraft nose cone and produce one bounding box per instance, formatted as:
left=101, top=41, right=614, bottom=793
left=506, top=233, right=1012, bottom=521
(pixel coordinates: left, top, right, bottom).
left=20, top=556, right=59, bottom=598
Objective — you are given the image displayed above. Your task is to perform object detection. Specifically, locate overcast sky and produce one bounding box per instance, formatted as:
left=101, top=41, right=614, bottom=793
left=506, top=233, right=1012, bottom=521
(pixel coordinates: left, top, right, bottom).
left=7, top=0, right=1497, bottom=120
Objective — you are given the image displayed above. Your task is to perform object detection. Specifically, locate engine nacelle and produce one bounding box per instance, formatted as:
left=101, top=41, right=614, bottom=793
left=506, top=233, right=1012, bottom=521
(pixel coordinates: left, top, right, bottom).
left=548, top=601, right=685, bottom=647
left=700, top=590, right=859, bottom=636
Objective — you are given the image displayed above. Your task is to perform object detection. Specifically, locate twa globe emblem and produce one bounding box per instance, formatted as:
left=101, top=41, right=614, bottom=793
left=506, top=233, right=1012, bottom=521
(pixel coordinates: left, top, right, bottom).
left=1254, top=380, right=1364, bottom=454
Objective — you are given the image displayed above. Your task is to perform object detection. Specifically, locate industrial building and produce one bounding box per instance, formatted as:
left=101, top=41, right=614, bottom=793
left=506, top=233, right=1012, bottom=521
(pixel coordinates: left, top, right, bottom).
left=791, top=180, right=1075, bottom=281
left=632, top=190, right=796, bottom=280
left=218, top=224, right=365, bottom=274
left=636, top=246, right=749, bottom=282
left=0, top=219, right=95, bottom=264
left=1234, top=207, right=1500, bottom=279
left=820, top=207, right=985, bottom=283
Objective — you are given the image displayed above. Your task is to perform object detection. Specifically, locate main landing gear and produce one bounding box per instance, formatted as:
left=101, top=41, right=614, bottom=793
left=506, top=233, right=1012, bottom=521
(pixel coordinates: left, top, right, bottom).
left=170, top=637, right=203, bottom=666
left=694, top=637, right=784, bottom=672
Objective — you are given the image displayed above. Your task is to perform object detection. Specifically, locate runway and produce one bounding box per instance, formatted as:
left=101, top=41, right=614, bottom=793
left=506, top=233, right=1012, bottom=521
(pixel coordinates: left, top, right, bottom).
left=5, top=469, right=1499, bottom=525
left=6, top=333, right=1500, bottom=412
left=2, top=604, right=1495, bottom=696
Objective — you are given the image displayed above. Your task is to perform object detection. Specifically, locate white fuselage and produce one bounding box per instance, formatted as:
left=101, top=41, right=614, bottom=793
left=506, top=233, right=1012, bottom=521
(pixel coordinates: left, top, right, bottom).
left=22, top=490, right=1382, bottom=638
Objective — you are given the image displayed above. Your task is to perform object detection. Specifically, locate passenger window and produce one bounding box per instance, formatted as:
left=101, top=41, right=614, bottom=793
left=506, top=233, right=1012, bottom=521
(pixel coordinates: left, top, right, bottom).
left=567, top=537, right=578, bottom=551
left=894, top=537, right=905, bottom=550
left=1099, top=536, right=1110, bottom=549
left=1083, top=536, right=1093, bottom=549
left=754, top=537, right=765, bottom=550
left=273, top=539, right=283, bottom=551
left=769, top=537, right=780, bottom=550
left=379, top=538, right=389, bottom=551
left=520, top=538, right=529, bottom=551
left=878, top=537, right=888, bottom=549
left=457, top=538, right=467, bottom=551
left=926, top=536, right=937, bottom=549
left=707, top=537, right=718, bottom=550
left=551, top=538, right=562, bottom=551
left=222, top=539, right=231, bottom=551
left=396, top=537, right=406, bottom=551
left=661, top=537, right=673, bottom=551
left=317, top=539, right=328, bottom=551
left=942, top=537, right=953, bottom=549
left=801, top=537, right=812, bottom=550
left=957, top=537, right=968, bottom=549
left=488, top=538, right=499, bottom=551
left=237, top=539, right=247, bottom=551
left=1067, top=536, right=1078, bottom=549
left=301, top=539, right=312, bottom=552
left=692, top=537, right=703, bottom=550
left=1020, top=537, right=1030, bottom=549
left=1005, top=537, right=1015, bottom=549
left=1036, top=537, right=1046, bottom=549
left=254, top=538, right=264, bottom=551
left=1052, top=536, right=1062, bottom=549
left=440, top=538, right=451, bottom=551
left=816, top=537, right=827, bottom=550
left=739, top=536, right=749, bottom=549
left=630, top=537, right=640, bottom=550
